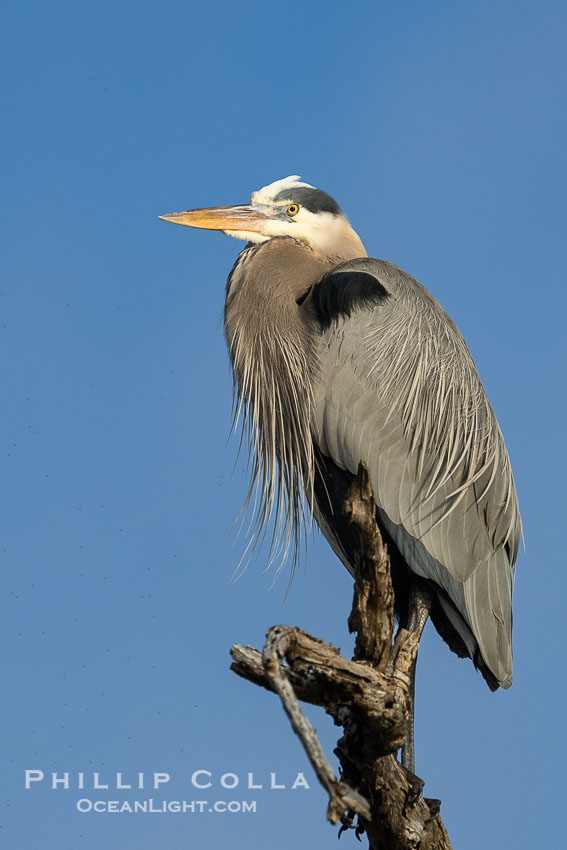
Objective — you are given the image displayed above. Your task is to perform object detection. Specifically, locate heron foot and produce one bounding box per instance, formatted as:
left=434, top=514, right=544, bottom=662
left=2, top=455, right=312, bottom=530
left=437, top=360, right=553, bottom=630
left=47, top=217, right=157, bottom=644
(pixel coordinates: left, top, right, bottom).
left=338, top=810, right=365, bottom=841
left=399, top=763, right=425, bottom=805
left=423, top=797, right=442, bottom=821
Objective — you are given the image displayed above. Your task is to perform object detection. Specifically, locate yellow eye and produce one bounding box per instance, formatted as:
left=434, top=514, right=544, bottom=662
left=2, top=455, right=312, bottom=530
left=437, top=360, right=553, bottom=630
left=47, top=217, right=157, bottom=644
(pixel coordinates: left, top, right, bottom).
left=287, top=203, right=300, bottom=216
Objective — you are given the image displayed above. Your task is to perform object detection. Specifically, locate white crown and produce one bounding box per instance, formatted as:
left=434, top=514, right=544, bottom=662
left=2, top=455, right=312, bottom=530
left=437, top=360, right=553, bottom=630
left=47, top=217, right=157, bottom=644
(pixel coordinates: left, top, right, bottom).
left=251, top=175, right=315, bottom=204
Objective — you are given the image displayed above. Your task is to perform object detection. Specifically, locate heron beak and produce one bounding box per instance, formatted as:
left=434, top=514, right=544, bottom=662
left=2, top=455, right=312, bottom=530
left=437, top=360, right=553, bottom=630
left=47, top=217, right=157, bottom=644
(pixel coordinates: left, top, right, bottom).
left=158, top=204, right=271, bottom=233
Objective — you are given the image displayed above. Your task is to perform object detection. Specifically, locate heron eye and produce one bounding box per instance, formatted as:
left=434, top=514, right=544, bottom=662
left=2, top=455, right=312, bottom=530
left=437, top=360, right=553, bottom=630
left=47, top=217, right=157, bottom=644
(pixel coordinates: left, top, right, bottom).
left=287, top=204, right=300, bottom=216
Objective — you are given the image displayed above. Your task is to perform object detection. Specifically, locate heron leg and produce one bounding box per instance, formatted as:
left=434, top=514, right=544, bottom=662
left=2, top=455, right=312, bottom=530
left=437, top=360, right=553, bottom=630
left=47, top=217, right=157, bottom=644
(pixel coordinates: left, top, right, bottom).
left=400, top=582, right=433, bottom=775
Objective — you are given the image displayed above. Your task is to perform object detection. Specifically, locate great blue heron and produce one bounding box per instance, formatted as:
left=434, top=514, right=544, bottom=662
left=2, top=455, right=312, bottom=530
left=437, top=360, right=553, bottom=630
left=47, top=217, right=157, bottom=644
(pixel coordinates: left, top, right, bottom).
left=160, top=176, right=521, bottom=772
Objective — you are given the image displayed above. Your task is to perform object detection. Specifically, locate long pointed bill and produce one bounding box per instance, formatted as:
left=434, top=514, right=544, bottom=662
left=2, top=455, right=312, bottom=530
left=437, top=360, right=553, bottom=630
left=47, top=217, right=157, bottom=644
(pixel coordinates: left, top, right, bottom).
left=159, top=204, right=270, bottom=233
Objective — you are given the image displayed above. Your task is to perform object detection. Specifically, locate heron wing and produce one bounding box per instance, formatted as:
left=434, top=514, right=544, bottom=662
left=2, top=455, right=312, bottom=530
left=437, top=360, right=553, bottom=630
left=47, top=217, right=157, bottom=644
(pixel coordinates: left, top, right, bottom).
left=309, top=258, right=521, bottom=687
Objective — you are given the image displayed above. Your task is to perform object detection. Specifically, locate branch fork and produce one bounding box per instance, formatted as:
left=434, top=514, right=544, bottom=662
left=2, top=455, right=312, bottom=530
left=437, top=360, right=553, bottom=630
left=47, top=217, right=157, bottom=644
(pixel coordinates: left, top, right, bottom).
left=230, top=464, right=452, bottom=849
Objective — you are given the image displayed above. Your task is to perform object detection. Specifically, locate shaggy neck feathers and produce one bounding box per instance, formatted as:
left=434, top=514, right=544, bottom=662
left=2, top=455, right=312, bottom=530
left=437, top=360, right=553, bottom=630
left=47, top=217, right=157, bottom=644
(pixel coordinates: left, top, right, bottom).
left=224, top=238, right=327, bottom=566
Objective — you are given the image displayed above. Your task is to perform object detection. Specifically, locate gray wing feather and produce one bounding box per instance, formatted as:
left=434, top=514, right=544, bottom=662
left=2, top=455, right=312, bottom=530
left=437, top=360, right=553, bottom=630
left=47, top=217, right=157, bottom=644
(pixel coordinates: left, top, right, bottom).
left=312, top=258, right=520, bottom=687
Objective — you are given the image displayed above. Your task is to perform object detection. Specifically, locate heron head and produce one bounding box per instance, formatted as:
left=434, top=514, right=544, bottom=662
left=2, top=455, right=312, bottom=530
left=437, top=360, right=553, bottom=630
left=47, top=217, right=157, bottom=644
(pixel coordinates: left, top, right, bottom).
left=159, top=176, right=366, bottom=263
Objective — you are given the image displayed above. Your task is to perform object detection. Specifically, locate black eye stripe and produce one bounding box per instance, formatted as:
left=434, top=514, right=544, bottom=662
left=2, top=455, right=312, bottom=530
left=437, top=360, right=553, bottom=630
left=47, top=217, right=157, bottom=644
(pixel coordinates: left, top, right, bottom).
left=275, top=187, right=341, bottom=215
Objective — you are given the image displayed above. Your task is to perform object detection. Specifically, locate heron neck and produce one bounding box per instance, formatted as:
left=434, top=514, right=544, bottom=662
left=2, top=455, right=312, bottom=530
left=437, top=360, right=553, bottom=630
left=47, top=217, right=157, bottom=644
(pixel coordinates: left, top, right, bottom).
left=223, top=236, right=321, bottom=565
left=225, top=237, right=327, bottom=324
left=224, top=236, right=323, bottom=441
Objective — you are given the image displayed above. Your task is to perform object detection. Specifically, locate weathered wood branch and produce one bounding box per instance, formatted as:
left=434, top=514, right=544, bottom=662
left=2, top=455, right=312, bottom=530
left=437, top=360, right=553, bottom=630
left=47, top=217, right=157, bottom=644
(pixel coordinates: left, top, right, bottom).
left=230, top=463, right=453, bottom=850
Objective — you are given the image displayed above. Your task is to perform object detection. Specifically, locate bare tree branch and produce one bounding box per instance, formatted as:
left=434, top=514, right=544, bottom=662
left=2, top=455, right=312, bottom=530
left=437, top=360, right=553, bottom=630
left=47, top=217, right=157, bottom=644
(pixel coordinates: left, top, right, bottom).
left=230, top=463, right=453, bottom=849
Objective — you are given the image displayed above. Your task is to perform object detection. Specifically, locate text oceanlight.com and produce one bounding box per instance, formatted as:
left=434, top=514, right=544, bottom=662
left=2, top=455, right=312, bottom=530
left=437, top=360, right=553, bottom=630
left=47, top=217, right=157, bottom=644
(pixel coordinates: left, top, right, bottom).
left=76, top=799, right=258, bottom=814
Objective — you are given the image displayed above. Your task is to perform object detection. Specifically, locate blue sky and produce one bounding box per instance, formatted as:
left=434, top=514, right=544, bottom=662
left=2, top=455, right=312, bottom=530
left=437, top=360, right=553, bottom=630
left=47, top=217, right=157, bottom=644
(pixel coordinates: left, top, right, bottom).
left=2, top=1, right=566, bottom=847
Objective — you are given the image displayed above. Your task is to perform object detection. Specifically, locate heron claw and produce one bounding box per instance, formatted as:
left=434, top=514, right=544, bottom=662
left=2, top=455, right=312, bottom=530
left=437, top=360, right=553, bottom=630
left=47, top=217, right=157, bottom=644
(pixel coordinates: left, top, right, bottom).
left=424, top=797, right=442, bottom=821
left=399, top=763, right=425, bottom=805
left=338, top=811, right=366, bottom=841
left=338, top=811, right=354, bottom=839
